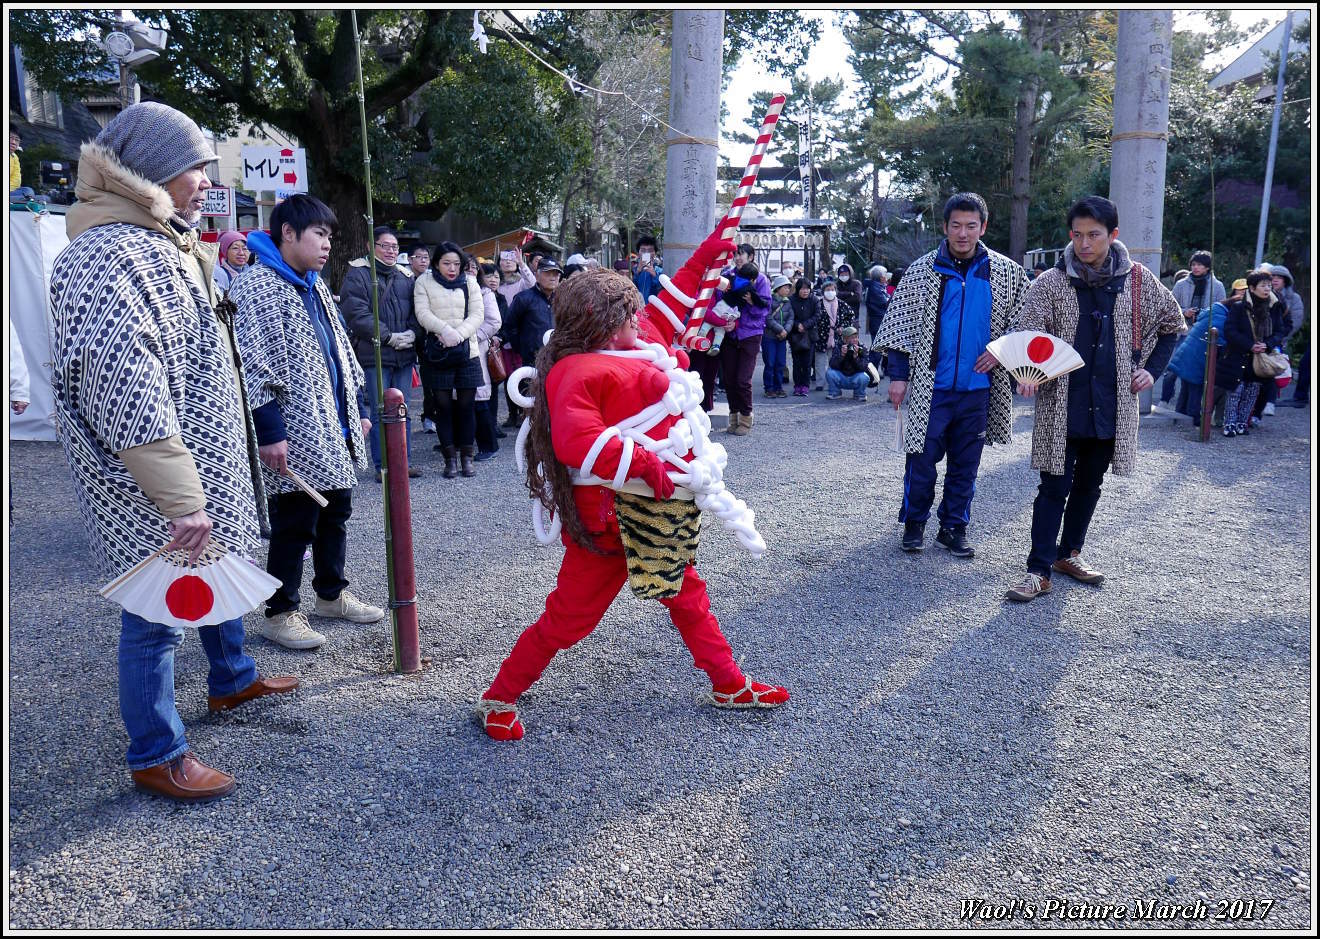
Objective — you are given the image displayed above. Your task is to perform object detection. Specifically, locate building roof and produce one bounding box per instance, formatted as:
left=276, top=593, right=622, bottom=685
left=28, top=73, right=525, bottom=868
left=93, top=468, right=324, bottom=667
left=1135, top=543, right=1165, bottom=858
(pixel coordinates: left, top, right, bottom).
left=1209, top=11, right=1310, bottom=93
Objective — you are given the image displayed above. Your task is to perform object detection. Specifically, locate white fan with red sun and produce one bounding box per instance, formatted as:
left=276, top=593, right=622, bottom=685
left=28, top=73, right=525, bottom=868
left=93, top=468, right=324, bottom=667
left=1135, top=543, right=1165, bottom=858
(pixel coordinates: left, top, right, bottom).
left=986, top=331, right=1085, bottom=385
left=100, top=543, right=281, bottom=628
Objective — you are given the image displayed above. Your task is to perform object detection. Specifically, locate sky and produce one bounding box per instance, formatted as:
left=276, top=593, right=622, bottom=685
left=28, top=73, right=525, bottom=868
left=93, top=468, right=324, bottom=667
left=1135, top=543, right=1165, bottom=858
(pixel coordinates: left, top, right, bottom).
left=719, top=9, right=1299, bottom=159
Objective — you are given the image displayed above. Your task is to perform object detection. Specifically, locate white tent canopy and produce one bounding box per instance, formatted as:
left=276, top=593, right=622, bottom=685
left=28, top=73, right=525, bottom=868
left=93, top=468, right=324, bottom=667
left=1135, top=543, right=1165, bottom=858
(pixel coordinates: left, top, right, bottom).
left=7, top=208, right=67, bottom=442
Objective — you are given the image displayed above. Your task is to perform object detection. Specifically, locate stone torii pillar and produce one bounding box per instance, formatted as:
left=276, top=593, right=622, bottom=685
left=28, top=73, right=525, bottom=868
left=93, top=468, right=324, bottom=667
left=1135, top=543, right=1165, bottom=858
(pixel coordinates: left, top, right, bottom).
left=662, top=11, right=724, bottom=275
left=1110, top=10, right=1173, bottom=413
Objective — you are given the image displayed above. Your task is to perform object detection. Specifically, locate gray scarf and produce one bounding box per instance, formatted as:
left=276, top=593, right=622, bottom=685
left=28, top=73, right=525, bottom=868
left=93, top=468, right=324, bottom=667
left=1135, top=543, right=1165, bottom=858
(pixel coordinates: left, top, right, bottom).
left=1064, top=239, right=1134, bottom=287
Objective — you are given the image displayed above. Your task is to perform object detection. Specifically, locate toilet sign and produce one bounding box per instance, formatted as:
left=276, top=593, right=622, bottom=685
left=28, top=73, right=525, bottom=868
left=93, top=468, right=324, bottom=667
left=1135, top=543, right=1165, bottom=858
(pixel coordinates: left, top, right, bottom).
left=241, top=146, right=307, bottom=193
left=201, top=186, right=232, bottom=217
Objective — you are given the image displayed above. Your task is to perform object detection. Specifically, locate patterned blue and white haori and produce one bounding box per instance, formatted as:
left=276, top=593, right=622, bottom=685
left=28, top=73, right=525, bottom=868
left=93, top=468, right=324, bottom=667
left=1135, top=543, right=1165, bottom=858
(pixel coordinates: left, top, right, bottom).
left=228, top=232, right=369, bottom=495
left=50, top=143, right=263, bottom=577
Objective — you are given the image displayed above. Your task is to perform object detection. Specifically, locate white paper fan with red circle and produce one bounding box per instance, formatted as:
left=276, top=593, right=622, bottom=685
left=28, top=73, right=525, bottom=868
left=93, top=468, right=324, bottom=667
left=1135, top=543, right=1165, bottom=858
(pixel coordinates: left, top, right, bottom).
left=100, top=543, right=282, bottom=628
left=986, top=331, right=1085, bottom=385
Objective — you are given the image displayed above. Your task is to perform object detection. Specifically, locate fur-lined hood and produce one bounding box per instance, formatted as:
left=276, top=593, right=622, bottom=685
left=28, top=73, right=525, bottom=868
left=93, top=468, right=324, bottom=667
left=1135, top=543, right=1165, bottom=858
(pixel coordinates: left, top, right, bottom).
left=67, top=142, right=179, bottom=242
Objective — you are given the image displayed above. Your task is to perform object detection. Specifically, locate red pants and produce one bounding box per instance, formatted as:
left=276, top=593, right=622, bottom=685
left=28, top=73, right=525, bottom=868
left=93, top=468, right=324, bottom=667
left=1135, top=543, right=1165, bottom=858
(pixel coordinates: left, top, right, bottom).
left=486, top=525, right=744, bottom=703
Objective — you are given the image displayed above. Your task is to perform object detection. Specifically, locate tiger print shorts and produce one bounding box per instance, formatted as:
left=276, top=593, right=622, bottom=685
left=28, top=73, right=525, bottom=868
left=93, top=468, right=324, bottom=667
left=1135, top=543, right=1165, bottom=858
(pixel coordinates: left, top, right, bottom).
left=613, top=492, right=702, bottom=600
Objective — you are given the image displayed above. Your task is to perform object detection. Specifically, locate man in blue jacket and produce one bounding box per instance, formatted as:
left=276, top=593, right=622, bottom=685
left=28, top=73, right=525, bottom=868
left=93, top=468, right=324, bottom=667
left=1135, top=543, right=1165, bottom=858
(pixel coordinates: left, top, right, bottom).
left=872, top=192, right=1029, bottom=557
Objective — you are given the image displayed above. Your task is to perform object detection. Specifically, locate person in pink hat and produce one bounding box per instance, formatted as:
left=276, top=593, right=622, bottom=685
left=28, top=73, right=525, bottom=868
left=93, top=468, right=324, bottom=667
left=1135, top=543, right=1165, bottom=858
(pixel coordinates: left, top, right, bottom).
left=213, top=229, right=250, bottom=295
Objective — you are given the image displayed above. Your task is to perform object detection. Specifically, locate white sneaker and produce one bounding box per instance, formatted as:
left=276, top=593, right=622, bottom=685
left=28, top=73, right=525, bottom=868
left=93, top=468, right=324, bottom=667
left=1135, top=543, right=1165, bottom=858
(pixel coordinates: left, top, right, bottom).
left=1263, top=402, right=1276, bottom=416
left=313, top=590, right=385, bottom=624
left=261, top=611, right=326, bottom=650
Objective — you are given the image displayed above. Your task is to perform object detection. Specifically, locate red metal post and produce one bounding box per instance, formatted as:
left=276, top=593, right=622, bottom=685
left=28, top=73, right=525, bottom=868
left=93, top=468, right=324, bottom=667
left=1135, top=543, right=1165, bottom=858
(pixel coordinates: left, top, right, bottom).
left=383, top=388, right=421, bottom=673
left=1200, top=326, right=1218, bottom=443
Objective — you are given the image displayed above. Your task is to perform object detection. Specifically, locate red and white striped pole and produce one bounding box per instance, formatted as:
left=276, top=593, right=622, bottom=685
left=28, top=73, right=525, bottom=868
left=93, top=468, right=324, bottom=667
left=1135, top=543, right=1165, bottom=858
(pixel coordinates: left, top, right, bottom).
left=680, top=93, right=787, bottom=351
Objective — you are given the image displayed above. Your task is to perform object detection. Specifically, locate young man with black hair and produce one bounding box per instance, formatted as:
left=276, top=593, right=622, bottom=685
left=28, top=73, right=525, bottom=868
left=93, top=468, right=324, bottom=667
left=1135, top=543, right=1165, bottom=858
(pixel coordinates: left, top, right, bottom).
left=633, top=235, right=661, bottom=301
left=1161, top=250, right=1225, bottom=409
left=1006, top=196, right=1185, bottom=602
left=871, top=192, right=1030, bottom=557
left=230, top=194, right=386, bottom=649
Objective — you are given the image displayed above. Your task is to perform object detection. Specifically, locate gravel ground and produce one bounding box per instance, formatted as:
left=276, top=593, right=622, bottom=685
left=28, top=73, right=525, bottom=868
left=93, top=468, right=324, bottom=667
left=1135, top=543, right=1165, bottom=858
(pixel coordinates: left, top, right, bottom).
left=6, top=376, right=1313, bottom=929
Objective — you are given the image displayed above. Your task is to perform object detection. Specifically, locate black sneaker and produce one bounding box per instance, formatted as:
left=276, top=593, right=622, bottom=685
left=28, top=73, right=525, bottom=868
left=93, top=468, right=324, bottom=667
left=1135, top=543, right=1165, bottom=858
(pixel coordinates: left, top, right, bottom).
left=936, top=527, right=975, bottom=558
left=901, top=522, right=925, bottom=553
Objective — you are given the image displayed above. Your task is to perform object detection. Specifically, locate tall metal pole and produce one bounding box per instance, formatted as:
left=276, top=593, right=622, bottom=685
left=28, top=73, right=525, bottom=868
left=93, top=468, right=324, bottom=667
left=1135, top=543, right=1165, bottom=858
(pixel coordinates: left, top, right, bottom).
left=662, top=11, right=724, bottom=275
left=1254, top=11, right=1293, bottom=268
left=1110, top=10, right=1173, bottom=414
left=351, top=12, right=405, bottom=672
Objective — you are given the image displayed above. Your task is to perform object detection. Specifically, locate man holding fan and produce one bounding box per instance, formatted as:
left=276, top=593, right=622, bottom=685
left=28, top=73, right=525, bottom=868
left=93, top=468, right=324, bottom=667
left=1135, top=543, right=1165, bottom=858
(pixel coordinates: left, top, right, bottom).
left=50, top=103, right=298, bottom=803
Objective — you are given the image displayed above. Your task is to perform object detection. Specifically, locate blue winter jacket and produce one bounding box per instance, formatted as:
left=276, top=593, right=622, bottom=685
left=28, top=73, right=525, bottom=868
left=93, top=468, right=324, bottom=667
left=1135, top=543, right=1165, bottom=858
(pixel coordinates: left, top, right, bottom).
left=931, top=242, right=993, bottom=392
left=1168, top=302, right=1228, bottom=385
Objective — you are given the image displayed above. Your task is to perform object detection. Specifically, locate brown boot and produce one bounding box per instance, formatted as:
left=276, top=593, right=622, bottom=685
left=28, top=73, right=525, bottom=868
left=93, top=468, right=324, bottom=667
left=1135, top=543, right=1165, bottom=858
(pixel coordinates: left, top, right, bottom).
left=441, top=445, right=458, bottom=479
left=459, top=445, right=477, bottom=477
left=131, top=752, right=236, bottom=802
left=728, top=412, right=750, bottom=436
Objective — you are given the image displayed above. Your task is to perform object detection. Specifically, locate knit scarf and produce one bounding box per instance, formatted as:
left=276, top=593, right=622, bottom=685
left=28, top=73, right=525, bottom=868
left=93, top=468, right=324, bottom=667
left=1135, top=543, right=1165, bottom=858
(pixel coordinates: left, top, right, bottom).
left=1064, top=239, right=1133, bottom=287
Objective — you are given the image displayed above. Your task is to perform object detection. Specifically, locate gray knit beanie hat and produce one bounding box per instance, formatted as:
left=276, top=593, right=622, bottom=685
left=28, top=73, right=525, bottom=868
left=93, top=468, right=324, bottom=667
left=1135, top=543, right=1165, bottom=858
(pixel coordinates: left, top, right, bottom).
left=95, top=102, right=218, bottom=185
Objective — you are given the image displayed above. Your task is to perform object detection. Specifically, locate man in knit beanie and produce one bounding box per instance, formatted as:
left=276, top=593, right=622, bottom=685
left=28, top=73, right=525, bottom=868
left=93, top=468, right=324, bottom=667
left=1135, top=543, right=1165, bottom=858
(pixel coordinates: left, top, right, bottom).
left=49, top=101, right=297, bottom=804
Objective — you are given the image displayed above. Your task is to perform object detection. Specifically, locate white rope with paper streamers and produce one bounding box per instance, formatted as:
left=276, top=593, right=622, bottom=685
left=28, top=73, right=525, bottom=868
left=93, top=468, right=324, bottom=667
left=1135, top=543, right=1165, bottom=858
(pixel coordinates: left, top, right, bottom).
left=509, top=346, right=766, bottom=558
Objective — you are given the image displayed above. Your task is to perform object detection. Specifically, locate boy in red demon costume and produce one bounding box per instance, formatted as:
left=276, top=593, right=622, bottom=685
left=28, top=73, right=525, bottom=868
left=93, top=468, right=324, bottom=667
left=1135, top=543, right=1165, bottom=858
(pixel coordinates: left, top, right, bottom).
left=479, top=234, right=790, bottom=740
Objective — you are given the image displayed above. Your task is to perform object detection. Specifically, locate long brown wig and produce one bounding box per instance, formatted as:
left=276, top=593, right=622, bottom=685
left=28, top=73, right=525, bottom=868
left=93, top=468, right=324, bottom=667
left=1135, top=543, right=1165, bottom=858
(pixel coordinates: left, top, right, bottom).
left=524, top=269, right=643, bottom=551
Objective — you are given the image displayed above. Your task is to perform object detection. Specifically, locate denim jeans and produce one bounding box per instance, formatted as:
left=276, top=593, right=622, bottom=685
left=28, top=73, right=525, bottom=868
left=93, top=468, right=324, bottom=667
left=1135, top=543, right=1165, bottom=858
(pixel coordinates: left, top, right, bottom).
left=826, top=369, right=869, bottom=397
left=118, top=610, right=256, bottom=770
left=363, top=364, right=414, bottom=471
left=761, top=335, right=787, bottom=392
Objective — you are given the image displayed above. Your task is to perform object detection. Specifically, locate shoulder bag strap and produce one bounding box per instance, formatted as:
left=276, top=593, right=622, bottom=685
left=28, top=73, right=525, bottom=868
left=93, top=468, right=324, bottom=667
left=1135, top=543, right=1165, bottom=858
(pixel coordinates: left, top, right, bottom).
left=1130, top=261, right=1143, bottom=355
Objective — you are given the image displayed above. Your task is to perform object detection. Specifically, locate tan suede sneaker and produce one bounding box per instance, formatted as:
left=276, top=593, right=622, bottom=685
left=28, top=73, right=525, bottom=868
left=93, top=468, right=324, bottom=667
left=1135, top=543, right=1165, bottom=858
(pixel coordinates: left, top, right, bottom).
left=313, top=590, right=385, bottom=624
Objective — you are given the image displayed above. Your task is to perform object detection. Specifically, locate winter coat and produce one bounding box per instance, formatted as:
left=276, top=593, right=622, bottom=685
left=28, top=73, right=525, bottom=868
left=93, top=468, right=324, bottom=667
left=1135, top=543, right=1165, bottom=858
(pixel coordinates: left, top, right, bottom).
left=1168, top=302, right=1228, bottom=385
left=340, top=257, right=421, bottom=369
left=475, top=286, right=504, bottom=401
left=212, top=260, right=246, bottom=296
left=229, top=235, right=369, bottom=495
left=504, top=284, right=556, bottom=366
left=1016, top=244, right=1184, bottom=476
left=49, top=142, right=264, bottom=576
left=788, top=294, right=820, bottom=353
left=815, top=294, right=857, bottom=351
left=872, top=242, right=1030, bottom=454
left=828, top=343, right=867, bottom=376
left=834, top=265, right=863, bottom=313
left=414, top=271, right=485, bottom=362
left=1214, top=295, right=1287, bottom=391
left=765, top=295, right=794, bottom=340
left=716, top=267, right=772, bottom=340
left=863, top=278, right=890, bottom=334
left=1171, top=273, right=1226, bottom=316
left=496, top=263, right=534, bottom=309
left=1271, top=266, right=1304, bottom=339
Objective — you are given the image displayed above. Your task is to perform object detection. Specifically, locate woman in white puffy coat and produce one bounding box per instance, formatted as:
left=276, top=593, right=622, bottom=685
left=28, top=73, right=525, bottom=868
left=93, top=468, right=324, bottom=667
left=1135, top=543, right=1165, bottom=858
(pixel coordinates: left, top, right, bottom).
left=414, top=241, right=486, bottom=478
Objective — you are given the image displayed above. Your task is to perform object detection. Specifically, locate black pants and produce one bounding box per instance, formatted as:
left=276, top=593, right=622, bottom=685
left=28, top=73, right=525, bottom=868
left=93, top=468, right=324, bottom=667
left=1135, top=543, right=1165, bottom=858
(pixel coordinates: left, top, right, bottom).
left=791, top=346, right=812, bottom=388
left=433, top=388, right=477, bottom=448
left=265, top=488, right=353, bottom=616
left=1027, top=437, right=1115, bottom=578
left=690, top=352, right=722, bottom=412
left=475, top=398, right=499, bottom=454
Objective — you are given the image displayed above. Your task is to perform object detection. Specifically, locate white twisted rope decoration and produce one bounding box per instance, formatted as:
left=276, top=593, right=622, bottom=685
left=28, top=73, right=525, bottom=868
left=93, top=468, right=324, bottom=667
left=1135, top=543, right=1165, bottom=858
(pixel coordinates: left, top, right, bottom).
left=509, top=340, right=766, bottom=559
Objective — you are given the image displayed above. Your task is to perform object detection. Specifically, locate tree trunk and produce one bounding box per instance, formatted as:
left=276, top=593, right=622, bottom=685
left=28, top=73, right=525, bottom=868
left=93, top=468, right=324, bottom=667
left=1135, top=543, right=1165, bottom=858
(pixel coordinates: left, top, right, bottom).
left=323, top=172, right=371, bottom=294
left=1009, top=11, right=1047, bottom=265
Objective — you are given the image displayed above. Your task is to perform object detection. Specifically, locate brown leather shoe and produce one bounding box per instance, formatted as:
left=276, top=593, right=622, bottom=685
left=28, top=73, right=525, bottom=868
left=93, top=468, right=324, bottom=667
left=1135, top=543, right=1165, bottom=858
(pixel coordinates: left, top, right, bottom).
left=131, top=752, right=236, bottom=802
left=1051, top=551, right=1105, bottom=585
left=208, top=674, right=300, bottom=713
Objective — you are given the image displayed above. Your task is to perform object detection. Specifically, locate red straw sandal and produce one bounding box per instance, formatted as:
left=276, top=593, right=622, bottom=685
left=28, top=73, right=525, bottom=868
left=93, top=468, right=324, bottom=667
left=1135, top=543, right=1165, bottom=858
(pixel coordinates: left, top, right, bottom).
left=477, top=697, right=524, bottom=741
left=712, top=677, right=790, bottom=709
